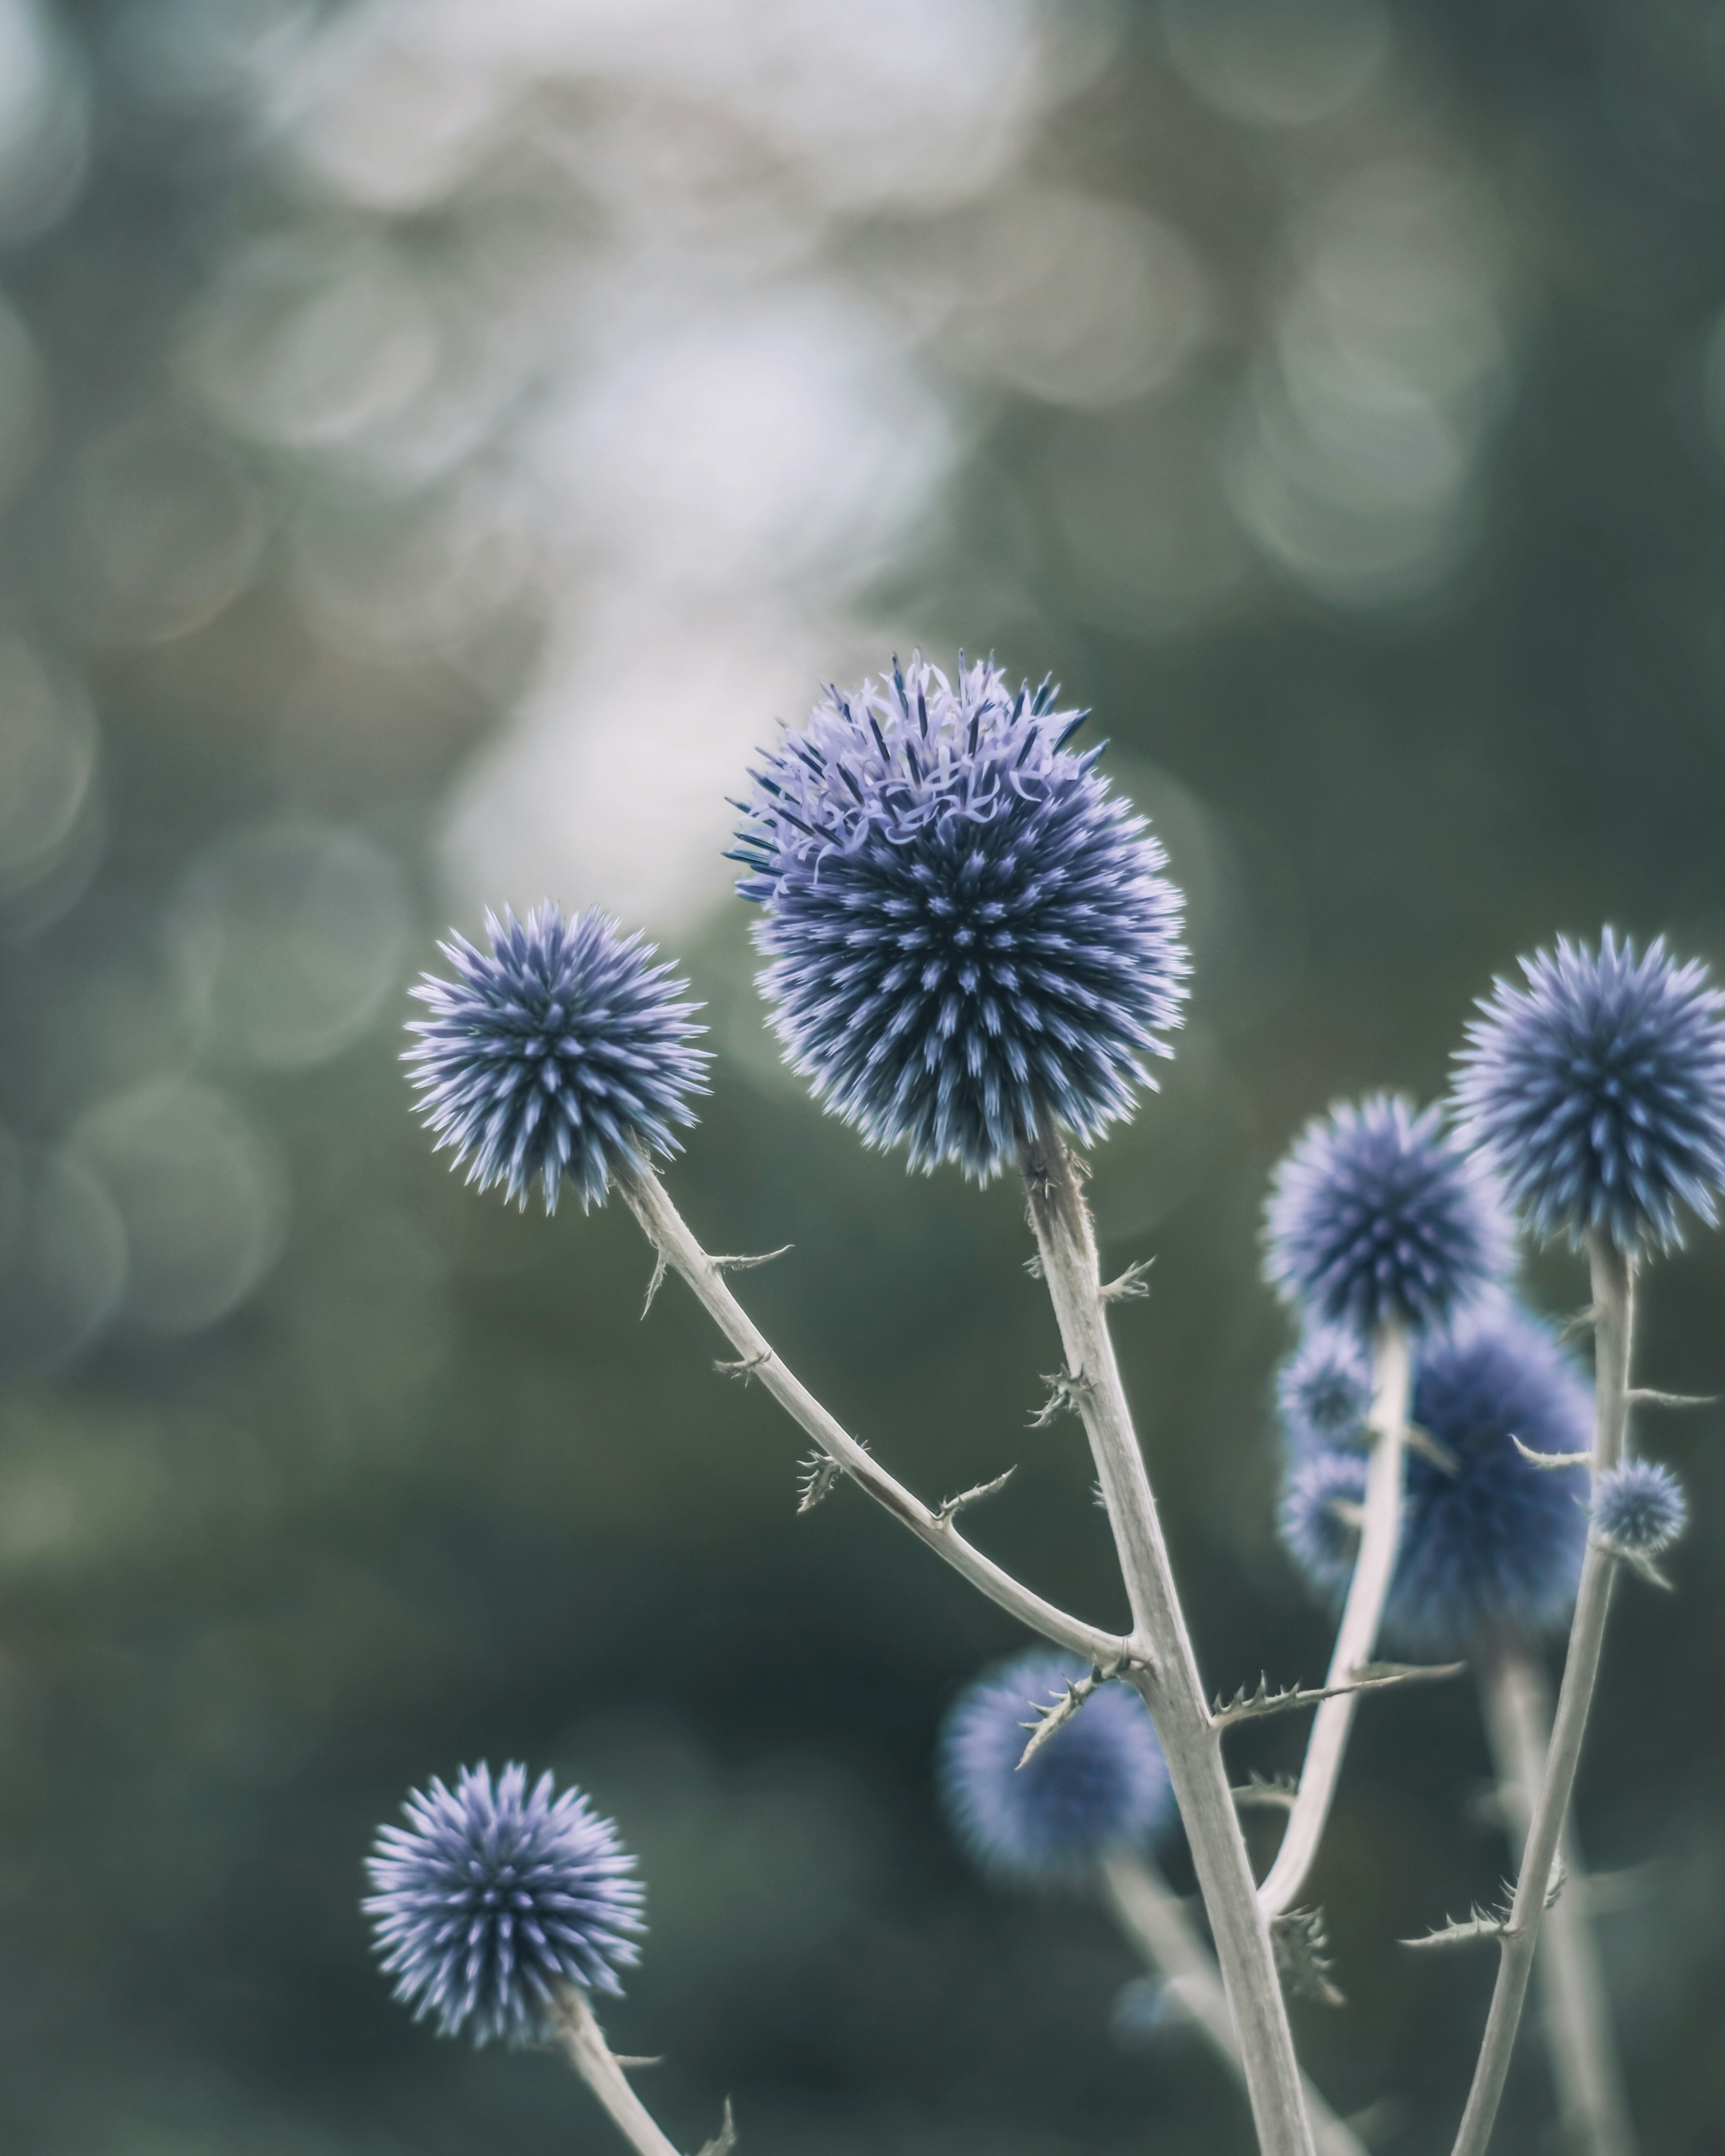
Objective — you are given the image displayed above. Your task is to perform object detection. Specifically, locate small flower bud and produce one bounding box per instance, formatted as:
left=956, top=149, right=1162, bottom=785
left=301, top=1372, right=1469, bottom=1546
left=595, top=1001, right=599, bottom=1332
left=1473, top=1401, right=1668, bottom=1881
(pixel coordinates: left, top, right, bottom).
left=1592, top=1459, right=1687, bottom=1557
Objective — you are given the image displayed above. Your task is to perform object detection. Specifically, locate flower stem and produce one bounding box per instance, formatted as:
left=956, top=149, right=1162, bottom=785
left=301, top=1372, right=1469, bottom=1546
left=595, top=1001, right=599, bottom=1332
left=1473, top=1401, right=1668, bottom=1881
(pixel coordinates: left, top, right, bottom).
left=1102, top=1849, right=1367, bottom=2156
left=617, top=1160, right=1126, bottom=1667
left=1022, top=1124, right=1315, bottom=2156
left=1257, top=1324, right=1410, bottom=1917
left=1449, top=1234, right=1634, bottom=2156
left=553, top=1987, right=686, bottom=2156
left=1477, top=1631, right=1637, bottom=2156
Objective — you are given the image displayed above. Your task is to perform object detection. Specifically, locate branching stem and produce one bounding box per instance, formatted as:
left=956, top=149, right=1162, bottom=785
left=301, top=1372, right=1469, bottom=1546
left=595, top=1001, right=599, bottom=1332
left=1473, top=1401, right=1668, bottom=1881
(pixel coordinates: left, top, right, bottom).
left=1449, top=1234, right=1634, bottom=2156
left=1257, top=1323, right=1411, bottom=1917
left=1477, top=1630, right=1637, bottom=2156
left=1022, top=1124, right=1316, bottom=2156
left=1103, top=1850, right=1367, bottom=2156
left=617, top=1162, right=1126, bottom=1667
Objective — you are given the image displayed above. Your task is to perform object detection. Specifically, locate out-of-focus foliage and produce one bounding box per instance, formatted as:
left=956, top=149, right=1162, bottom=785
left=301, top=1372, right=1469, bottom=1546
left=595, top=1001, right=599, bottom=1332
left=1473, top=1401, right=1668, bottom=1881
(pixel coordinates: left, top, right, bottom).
left=3, top=2, right=1725, bottom=2151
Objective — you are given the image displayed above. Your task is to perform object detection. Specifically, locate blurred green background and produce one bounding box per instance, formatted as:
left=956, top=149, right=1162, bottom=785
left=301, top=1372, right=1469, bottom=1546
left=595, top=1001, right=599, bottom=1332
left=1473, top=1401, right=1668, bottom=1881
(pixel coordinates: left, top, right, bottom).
left=3, top=1, right=1725, bottom=2151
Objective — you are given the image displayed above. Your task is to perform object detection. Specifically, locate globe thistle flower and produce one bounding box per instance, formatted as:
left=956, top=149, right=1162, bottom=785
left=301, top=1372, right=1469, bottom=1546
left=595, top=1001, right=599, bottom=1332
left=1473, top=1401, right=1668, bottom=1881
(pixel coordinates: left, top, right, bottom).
left=1454, top=930, right=1725, bottom=1255
left=937, top=1650, right=1174, bottom=1885
left=1264, top=1094, right=1512, bottom=1334
left=1278, top=1304, right=1591, bottom=1655
left=1592, top=1460, right=1686, bottom=1558
left=364, top=1763, right=644, bottom=2046
left=1278, top=1449, right=1370, bottom=1599
left=1277, top=1325, right=1375, bottom=1455
left=729, top=654, right=1188, bottom=1180
left=406, top=905, right=708, bottom=1212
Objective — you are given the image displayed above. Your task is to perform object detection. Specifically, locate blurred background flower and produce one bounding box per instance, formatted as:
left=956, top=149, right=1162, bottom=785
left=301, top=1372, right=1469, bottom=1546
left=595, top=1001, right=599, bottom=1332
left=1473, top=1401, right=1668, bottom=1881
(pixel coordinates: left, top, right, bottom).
left=4, top=2, right=1725, bottom=2152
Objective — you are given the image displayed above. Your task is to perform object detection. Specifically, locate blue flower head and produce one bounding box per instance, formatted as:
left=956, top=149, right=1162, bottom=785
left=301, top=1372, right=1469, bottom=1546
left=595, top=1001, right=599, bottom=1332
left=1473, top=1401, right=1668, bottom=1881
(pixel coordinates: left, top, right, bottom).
left=364, top=1763, right=644, bottom=2047
left=938, top=1650, right=1174, bottom=1885
left=1278, top=1449, right=1370, bottom=1598
left=1592, top=1460, right=1686, bottom=1556
left=1265, top=1094, right=1512, bottom=1334
left=1278, top=1326, right=1375, bottom=1455
left=406, top=906, right=708, bottom=1213
left=729, top=654, right=1188, bottom=1180
left=1454, top=930, right=1725, bottom=1254
left=1278, top=1304, right=1591, bottom=1655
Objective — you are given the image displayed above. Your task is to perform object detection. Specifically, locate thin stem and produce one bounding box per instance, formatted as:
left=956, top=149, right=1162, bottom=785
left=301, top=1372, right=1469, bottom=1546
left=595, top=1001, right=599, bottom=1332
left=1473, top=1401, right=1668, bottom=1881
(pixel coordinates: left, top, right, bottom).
left=554, top=1986, right=686, bottom=2156
left=1103, top=1850, right=1368, bottom=2156
left=1258, top=1325, right=1411, bottom=1917
left=1477, top=1633, right=1636, bottom=2156
left=1449, top=1234, right=1634, bottom=2156
left=617, top=1160, right=1126, bottom=1668
left=1022, top=1124, right=1316, bottom=2156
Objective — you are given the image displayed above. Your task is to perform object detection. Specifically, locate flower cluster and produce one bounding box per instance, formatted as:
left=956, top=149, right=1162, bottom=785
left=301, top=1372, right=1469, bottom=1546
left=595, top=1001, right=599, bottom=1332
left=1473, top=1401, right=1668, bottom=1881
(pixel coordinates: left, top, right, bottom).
left=406, top=906, right=708, bottom=1213
left=938, top=1652, right=1173, bottom=1884
left=1265, top=1094, right=1511, bottom=1334
left=1280, top=1303, right=1591, bottom=1654
left=1455, top=930, right=1725, bottom=1254
left=729, top=654, right=1188, bottom=1179
left=364, top=1763, right=644, bottom=2046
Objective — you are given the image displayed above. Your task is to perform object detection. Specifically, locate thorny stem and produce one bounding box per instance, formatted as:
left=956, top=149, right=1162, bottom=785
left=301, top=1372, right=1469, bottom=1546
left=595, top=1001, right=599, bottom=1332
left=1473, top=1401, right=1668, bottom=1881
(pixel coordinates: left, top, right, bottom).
left=1257, top=1325, right=1411, bottom=1917
left=1102, top=1850, right=1367, bottom=2156
left=617, top=1161, right=1126, bottom=1668
left=1022, top=1123, right=1316, bottom=2156
left=553, top=1987, right=685, bottom=2156
left=1477, top=1631, right=1637, bottom=2156
left=1450, top=1235, right=1634, bottom=2156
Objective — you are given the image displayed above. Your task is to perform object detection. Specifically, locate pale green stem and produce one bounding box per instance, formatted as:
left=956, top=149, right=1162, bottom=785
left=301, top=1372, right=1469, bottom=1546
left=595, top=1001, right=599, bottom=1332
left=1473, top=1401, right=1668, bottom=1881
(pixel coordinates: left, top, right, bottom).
left=618, top=1160, right=1125, bottom=1666
left=1477, top=1631, right=1637, bottom=2156
left=1449, top=1234, right=1634, bottom=2156
left=1103, top=1849, right=1368, bottom=2156
left=1023, top=1125, right=1316, bottom=2156
left=554, top=1987, right=686, bottom=2156
left=1258, top=1323, right=1411, bottom=1917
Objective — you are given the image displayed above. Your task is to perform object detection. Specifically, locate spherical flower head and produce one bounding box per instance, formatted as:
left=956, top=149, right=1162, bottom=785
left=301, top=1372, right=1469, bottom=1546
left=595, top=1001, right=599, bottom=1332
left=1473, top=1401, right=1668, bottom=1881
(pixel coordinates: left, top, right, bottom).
left=1592, top=1460, right=1686, bottom=1556
left=938, top=1650, right=1174, bottom=1885
left=406, top=905, right=708, bottom=1213
left=364, top=1763, right=644, bottom=2047
left=1278, top=1449, right=1369, bottom=1598
left=1454, top=929, right=1725, bottom=1255
left=1391, top=1305, right=1592, bottom=1653
left=729, top=654, right=1188, bottom=1180
left=1277, top=1326, right=1375, bottom=1455
left=1278, top=1304, right=1591, bottom=1655
left=1264, top=1094, right=1512, bottom=1333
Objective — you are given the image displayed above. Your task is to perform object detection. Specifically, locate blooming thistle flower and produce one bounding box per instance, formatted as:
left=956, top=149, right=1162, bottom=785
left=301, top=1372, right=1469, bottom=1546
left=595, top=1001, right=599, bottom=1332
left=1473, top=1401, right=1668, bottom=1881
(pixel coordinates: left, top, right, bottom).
left=728, top=654, right=1188, bottom=1180
left=1264, top=1094, right=1512, bottom=1334
left=364, top=1763, right=644, bottom=2047
left=1454, top=929, right=1725, bottom=1255
left=406, top=905, right=708, bottom=1213
left=1278, top=1304, right=1591, bottom=1655
left=937, top=1650, right=1174, bottom=1885
left=1592, top=1460, right=1687, bottom=1558
left=1277, top=1325, right=1375, bottom=1456
left=1278, top=1449, right=1371, bottom=1599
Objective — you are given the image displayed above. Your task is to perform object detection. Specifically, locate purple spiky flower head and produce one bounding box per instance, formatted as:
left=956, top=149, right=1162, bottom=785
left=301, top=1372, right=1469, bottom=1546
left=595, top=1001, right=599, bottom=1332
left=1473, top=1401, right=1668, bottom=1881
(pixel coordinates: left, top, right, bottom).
left=406, top=905, right=708, bottom=1213
left=729, top=654, right=1188, bottom=1180
left=937, top=1650, right=1174, bottom=1886
left=363, top=1763, right=644, bottom=2047
left=1278, top=1449, right=1370, bottom=1598
left=1279, top=1303, right=1591, bottom=1655
left=1454, top=930, right=1725, bottom=1255
left=1277, top=1325, right=1375, bottom=1455
left=1592, top=1460, right=1686, bottom=1557
left=1265, top=1094, right=1512, bottom=1334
